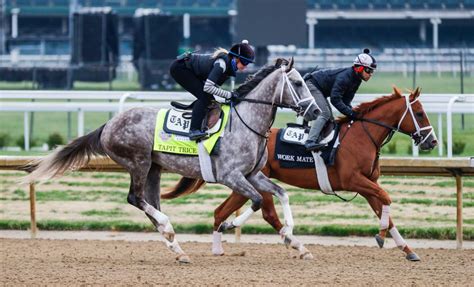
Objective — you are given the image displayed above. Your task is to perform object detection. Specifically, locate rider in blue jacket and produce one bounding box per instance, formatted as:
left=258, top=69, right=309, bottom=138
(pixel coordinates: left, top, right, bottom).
left=304, top=49, right=377, bottom=151
left=170, top=40, right=255, bottom=140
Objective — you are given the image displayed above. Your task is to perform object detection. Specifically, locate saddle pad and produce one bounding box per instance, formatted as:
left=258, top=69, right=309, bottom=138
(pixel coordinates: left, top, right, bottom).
left=274, top=128, right=340, bottom=168
left=275, top=129, right=315, bottom=168
left=153, top=105, right=230, bottom=155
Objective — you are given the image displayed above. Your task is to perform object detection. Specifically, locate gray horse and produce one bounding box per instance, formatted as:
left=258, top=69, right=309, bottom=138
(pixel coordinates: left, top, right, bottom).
left=23, top=58, right=318, bottom=263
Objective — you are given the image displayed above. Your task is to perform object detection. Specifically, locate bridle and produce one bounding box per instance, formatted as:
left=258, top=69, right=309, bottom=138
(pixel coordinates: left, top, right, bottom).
left=397, top=95, right=434, bottom=146
left=349, top=94, right=434, bottom=148
left=230, top=66, right=318, bottom=175
left=342, top=94, right=434, bottom=177
left=232, top=66, right=317, bottom=139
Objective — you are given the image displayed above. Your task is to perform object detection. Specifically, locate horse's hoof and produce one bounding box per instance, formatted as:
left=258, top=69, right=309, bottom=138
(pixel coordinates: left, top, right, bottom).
left=176, top=254, right=191, bottom=264
left=406, top=252, right=421, bottom=262
left=217, top=221, right=235, bottom=233
left=300, top=252, right=314, bottom=260
left=375, top=234, right=385, bottom=248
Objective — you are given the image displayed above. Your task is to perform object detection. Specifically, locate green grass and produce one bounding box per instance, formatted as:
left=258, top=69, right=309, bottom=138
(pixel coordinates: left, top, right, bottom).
left=288, top=192, right=367, bottom=205
left=81, top=208, right=128, bottom=217
left=0, top=219, right=471, bottom=240
left=57, top=180, right=130, bottom=189
left=0, top=189, right=128, bottom=203
left=397, top=198, right=473, bottom=207
left=358, top=72, right=474, bottom=94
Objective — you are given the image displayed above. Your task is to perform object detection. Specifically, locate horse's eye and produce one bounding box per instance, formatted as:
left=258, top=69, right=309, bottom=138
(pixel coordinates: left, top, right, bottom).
left=416, top=112, right=424, bottom=118
left=294, top=81, right=302, bottom=87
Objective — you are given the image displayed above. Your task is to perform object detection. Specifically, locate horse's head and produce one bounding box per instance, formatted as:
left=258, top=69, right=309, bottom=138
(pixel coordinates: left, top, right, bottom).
left=277, top=57, right=319, bottom=121
left=394, top=87, right=438, bottom=150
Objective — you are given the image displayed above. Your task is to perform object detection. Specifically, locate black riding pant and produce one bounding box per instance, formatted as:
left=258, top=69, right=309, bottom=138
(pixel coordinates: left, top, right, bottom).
left=169, top=59, right=214, bottom=130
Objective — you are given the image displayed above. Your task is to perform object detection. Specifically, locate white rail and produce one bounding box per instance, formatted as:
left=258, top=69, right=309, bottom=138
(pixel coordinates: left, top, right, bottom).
left=1, top=90, right=473, bottom=156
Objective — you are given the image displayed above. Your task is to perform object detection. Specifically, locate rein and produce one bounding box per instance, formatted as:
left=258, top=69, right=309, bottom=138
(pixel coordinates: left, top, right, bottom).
left=346, top=94, right=433, bottom=177
left=229, top=66, right=316, bottom=139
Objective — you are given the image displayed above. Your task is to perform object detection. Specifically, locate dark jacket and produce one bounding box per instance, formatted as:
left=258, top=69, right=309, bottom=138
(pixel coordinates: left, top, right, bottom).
left=187, top=53, right=236, bottom=86
left=307, top=67, right=362, bottom=117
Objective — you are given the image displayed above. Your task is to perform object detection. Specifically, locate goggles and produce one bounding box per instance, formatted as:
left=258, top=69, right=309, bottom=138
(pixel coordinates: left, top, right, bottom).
left=229, top=50, right=254, bottom=66
left=364, top=67, right=375, bottom=74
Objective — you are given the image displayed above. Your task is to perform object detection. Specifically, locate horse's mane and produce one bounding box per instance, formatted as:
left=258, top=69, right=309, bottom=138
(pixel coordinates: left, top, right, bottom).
left=235, top=58, right=289, bottom=97
left=337, top=92, right=403, bottom=124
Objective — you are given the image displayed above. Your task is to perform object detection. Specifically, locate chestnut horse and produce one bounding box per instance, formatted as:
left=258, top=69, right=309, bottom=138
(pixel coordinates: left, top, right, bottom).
left=162, top=87, right=438, bottom=261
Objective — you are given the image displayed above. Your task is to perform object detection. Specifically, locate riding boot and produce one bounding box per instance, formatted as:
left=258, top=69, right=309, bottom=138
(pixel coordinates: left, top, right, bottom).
left=305, top=116, right=328, bottom=151
left=189, top=100, right=208, bottom=141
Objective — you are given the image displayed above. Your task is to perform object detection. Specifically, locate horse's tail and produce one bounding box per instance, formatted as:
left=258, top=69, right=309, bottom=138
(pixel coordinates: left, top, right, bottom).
left=161, top=177, right=206, bottom=199
left=21, top=124, right=107, bottom=184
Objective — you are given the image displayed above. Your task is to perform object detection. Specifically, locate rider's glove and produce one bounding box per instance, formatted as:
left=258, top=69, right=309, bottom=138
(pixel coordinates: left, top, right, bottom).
left=349, top=111, right=360, bottom=120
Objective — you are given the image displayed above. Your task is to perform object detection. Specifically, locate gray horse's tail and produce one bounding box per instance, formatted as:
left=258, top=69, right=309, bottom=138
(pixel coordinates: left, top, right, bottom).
left=22, top=124, right=107, bottom=184
left=161, top=177, right=206, bottom=199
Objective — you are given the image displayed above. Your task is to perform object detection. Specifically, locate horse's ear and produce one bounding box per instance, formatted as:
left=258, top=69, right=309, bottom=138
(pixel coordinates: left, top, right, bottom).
left=409, top=87, right=421, bottom=101
left=285, top=57, right=294, bottom=72
left=414, top=87, right=421, bottom=98
left=275, top=58, right=283, bottom=68
left=392, top=85, right=402, bottom=97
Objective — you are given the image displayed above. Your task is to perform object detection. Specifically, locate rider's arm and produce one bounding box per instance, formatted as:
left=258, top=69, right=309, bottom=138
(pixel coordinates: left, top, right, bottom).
left=329, top=74, right=355, bottom=117
left=203, top=59, right=232, bottom=99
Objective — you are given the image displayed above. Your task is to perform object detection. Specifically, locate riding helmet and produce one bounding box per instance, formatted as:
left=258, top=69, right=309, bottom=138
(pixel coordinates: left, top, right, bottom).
left=229, top=40, right=255, bottom=64
left=353, top=48, right=377, bottom=70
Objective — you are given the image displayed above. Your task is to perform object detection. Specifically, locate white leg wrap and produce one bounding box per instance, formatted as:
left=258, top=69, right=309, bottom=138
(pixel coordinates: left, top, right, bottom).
left=157, top=221, right=175, bottom=234
left=212, top=231, right=224, bottom=255
left=231, top=207, right=254, bottom=227
left=380, top=205, right=390, bottom=230
left=166, top=238, right=185, bottom=254
left=280, top=193, right=294, bottom=231
left=144, top=204, right=169, bottom=226
left=389, top=227, right=407, bottom=250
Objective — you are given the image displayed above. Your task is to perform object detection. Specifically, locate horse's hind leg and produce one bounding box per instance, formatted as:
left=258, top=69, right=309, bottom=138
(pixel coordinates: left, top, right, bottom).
left=247, top=171, right=313, bottom=260
left=127, top=162, right=190, bottom=263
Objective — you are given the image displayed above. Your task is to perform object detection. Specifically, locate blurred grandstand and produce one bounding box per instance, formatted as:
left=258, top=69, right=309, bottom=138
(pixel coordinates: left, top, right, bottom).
left=0, top=0, right=473, bottom=89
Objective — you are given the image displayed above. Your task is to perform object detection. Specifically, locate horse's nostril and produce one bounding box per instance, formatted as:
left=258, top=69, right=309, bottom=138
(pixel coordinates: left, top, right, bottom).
left=432, top=139, right=438, bottom=146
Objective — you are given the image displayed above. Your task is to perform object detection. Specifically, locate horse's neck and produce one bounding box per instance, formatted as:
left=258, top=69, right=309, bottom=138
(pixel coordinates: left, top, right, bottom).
left=233, top=72, right=281, bottom=134
left=357, top=98, right=406, bottom=147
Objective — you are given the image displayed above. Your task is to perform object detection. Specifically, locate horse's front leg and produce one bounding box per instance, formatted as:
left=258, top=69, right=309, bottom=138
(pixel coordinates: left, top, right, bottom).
left=247, top=172, right=313, bottom=260
left=211, top=190, right=284, bottom=256
left=353, top=177, right=420, bottom=261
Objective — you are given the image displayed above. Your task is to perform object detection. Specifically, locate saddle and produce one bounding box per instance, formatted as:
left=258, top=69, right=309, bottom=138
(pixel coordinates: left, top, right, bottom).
left=168, top=100, right=223, bottom=136
left=276, top=121, right=340, bottom=167
left=170, top=100, right=223, bottom=133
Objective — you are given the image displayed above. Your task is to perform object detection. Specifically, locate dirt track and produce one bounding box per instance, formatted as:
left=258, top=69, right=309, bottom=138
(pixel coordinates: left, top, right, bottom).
left=1, top=238, right=473, bottom=286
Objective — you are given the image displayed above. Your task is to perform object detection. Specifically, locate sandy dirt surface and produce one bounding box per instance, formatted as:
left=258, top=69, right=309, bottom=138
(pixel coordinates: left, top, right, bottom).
left=1, top=238, right=473, bottom=286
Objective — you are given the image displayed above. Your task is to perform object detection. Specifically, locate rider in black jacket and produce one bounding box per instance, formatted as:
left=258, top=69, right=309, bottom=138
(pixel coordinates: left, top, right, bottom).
left=169, top=40, right=255, bottom=140
left=304, top=49, right=377, bottom=151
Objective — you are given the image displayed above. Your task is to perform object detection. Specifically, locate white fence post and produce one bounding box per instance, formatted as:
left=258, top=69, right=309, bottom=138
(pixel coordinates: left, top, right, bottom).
left=77, top=109, right=84, bottom=137
left=23, top=111, right=30, bottom=151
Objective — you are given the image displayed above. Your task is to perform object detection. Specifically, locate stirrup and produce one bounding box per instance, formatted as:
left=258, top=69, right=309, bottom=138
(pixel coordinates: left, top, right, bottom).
left=305, top=140, right=326, bottom=151
left=188, top=130, right=208, bottom=141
